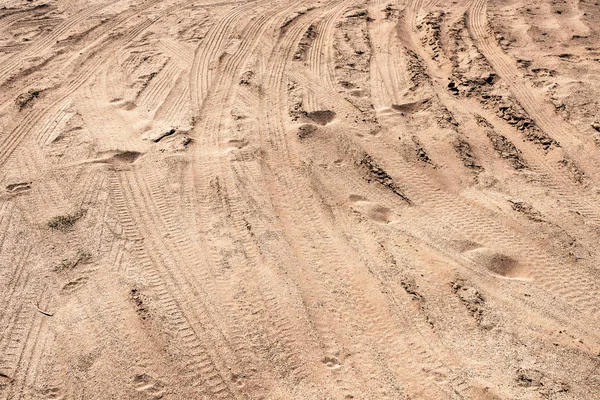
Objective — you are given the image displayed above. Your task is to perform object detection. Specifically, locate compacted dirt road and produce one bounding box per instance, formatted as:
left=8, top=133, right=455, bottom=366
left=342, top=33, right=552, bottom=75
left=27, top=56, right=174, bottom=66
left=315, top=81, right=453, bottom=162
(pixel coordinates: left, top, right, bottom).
left=1, top=0, right=600, bottom=398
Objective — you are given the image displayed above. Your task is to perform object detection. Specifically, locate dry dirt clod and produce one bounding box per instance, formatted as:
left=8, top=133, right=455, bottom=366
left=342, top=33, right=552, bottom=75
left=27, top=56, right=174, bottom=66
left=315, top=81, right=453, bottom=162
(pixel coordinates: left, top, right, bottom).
left=360, top=154, right=411, bottom=204
left=15, top=89, right=41, bottom=110
left=454, top=139, right=483, bottom=171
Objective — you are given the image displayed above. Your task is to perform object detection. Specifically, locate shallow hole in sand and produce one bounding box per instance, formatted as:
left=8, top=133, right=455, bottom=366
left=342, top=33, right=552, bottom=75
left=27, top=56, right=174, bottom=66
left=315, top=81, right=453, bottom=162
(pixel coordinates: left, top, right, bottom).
left=307, top=110, right=336, bottom=125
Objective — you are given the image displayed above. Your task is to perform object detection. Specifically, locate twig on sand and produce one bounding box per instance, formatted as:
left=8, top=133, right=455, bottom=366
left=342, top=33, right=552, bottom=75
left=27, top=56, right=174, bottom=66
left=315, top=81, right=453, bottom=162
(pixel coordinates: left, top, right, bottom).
left=33, top=302, right=54, bottom=317
left=70, top=257, right=82, bottom=270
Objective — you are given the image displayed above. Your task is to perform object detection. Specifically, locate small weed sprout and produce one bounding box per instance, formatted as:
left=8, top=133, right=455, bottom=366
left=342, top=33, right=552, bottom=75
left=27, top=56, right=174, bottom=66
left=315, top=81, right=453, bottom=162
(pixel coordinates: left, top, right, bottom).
left=55, top=249, right=91, bottom=272
left=47, top=210, right=85, bottom=231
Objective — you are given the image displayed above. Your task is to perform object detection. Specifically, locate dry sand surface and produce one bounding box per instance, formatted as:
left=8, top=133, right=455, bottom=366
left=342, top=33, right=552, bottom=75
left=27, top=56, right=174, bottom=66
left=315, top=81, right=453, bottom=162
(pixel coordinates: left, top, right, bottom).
left=2, top=0, right=600, bottom=398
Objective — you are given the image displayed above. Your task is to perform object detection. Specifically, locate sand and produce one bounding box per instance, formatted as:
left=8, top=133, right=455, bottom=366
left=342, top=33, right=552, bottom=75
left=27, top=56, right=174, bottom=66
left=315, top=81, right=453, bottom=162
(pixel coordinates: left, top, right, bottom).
left=1, top=0, right=600, bottom=398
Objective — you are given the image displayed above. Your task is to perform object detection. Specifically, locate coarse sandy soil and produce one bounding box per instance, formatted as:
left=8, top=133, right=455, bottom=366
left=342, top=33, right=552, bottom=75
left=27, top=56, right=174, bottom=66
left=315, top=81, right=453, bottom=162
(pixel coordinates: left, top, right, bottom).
left=1, top=0, right=600, bottom=398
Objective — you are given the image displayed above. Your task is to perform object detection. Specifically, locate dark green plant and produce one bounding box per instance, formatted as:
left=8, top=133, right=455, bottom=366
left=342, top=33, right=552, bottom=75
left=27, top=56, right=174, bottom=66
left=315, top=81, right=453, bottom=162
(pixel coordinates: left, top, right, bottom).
left=47, top=210, right=85, bottom=231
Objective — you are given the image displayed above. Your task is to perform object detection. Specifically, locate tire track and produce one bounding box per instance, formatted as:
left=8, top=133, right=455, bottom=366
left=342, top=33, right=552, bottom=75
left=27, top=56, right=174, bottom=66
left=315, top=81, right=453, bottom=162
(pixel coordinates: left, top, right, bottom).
left=466, top=0, right=598, bottom=168
left=398, top=3, right=600, bottom=234
left=387, top=0, right=600, bottom=313
left=189, top=0, right=267, bottom=114
left=367, top=0, right=407, bottom=109
left=0, top=246, right=45, bottom=400
left=303, top=1, right=356, bottom=112
left=470, top=103, right=600, bottom=227
left=0, top=202, right=15, bottom=257
left=109, top=170, right=240, bottom=399
left=159, top=38, right=194, bottom=69
left=358, top=131, right=600, bottom=320
left=286, top=6, right=600, bottom=372
left=0, top=158, right=148, bottom=399
left=446, top=4, right=600, bottom=226
left=188, top=1, right=327, bottom=391
left=1, top=291, right=54, bottom=400
left=254, top=3, right=463, bottom=397
left=0, top=3, right=198, bottom=397
left=0, top=2, right=118, bottom=86
left=0, top=0, right=188, bottom=168
left=2, top=0, right=598, bottom=397
left=304, top=110, right=600, bottom=352
left=136, top=59, right=178, bottom=113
